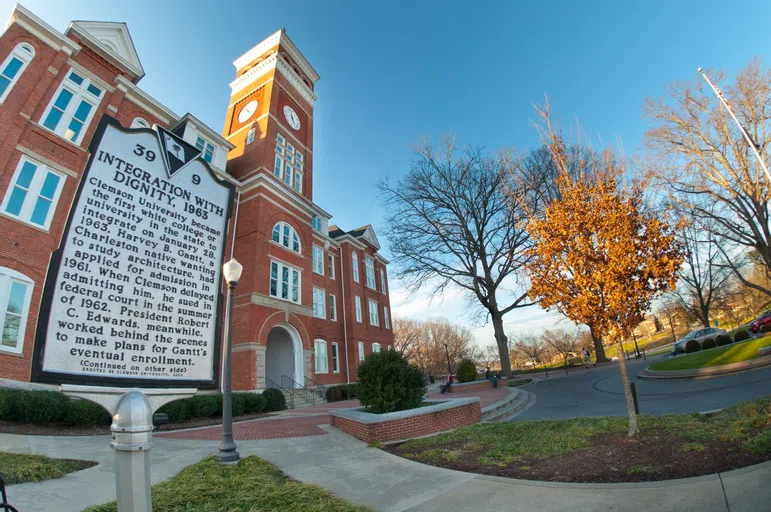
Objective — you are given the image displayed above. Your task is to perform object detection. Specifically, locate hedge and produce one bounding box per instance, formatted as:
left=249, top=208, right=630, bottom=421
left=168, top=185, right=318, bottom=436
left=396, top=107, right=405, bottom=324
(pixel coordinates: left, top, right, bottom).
left=701, top=338, right=717, bottom=350
left=325, top=384, right=360, bottom=402
left=715, top=334, right=732, bottom=347
left=357, top=350, right=425, bottom=414
left=685, top=339, right=702, bottom=354
left=734, top=330, right=751, bottom=342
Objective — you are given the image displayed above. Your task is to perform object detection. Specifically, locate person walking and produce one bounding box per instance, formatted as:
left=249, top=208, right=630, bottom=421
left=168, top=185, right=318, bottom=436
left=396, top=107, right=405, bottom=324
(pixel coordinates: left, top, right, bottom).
left=440, top=374, right=454, bottom=394
left=583, top=347, right=596, bottom=368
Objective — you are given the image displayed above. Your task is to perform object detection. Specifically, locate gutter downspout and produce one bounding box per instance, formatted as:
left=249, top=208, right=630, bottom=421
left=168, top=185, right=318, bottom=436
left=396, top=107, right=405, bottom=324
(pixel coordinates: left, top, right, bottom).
left=340, top=246, right=350, bottom=384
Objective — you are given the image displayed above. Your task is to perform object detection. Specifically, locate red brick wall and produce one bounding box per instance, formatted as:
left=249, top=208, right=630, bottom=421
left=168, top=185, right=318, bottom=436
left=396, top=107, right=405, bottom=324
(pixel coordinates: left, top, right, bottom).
left=447, top=378, right=508, bottom=393
left=330, top=401, right=482, bottom=443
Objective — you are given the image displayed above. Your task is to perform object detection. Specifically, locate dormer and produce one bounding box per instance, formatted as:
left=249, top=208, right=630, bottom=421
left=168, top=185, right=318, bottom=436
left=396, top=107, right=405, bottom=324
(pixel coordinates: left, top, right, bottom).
left=171, top=113, right=235, bottom=174
left=65, top=21, right=144, bottom=83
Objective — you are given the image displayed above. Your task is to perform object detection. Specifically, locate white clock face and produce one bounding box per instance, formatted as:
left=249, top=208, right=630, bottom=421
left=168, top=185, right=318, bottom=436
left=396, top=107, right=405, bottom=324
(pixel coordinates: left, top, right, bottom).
left=238, top=100, right=258, bottom=123
left=283, top=105, right=301, bottom=130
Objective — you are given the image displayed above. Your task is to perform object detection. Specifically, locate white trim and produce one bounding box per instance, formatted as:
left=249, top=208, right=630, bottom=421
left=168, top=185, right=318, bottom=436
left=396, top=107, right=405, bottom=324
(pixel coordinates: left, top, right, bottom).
left=271, top=221, right=302, bottom=254
left=314, top=338, right=328, bottom=374
left=358, top=341, right=365, bottom=362
left=312, top=244, right=325, bottom=276
left=15, top=145, right=78, bottom=178
left=0, top=267, right=34, bottom=355
left=368, top=298, right=380, bottom=327
left=229, top=51, right=317, bottom=106
left=312, top=287, right=326, bottom=319
left=233, top=29, right=320, bottom=81
left=65, top=21, right=144, bottom=79
left=173, top=113, right=234, bottom=151
left=0, top=43, right=34, bottom=104
left=352, top=251, right=360, bottom=282
left=39, top=68, right=104, bottom=146
left=331, top=342, right=340, bottom=373
left=130, top=117, right=150, bottom=129
left=327, top=253, right=335, bottom=279
left=329, top=293, right=337, bottom=321
left=354, top=295, right=363, bottom=323
left=114, top=75, right=177, bottom=125
left=7, top=5, right=81, bottom=56
left=269, top=259, right=302, bottom=305
left=372, top=343, right=381, bottom=353
left=271, top=322, right=305, bottom=386
left=1, top=155, right=66, bottom=231
left=384, top=306, right=390, bottom=329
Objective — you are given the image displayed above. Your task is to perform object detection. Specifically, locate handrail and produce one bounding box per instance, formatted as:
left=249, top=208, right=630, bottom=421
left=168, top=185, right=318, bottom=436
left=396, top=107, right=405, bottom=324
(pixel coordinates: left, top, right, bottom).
left=304, top=376, right=328, bottom=401
left=280, top=375, right=315, bottom=406
left=265, top=377, right=298, bottom=410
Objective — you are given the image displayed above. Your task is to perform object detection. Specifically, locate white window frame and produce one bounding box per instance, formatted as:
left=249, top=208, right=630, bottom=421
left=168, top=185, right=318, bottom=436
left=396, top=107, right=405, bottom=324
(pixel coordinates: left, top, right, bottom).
left=328, top=254, right=335, bottom=279
left=269, top=260, right=301, bottom=304
left=246, top=127, right=256, bottom=144
left=372, top=343, right=381, bottom=353
left=368, top=299, right=379, bottom=326
left=354, top=296, right=362, bottom=323
left=1, top=156, right=66, bottom=231
left=312, top=245, right=324, bottom=275
left=365, top=256, right=376, bottom=289
left=380, top=268, right=387, bottom=295
left=351, top=251, right=359, bottom=282
left=358, top=341, right=365, bottom=362
left=0, top=43, right=34, bottom=104
left=271, top=221, right=301, bottom=253
left=40, top=68, right=104, bottom=145
left=387, top=345, right=392, bottom=351
left=384, top=306, right=390, bottom=329
left=314, top=339, right=328, bottom=373
left=0, top=268, right=33, bottom=355
left=329, top=293, right=337, bottom=321
left=331, top=342, right=339, bottom=373
left=130, top=117, right=150, bottom=129
left=312, top=287, right=326, bottom=319
left=195, top=136, right=216, bottom=164
left=275, top=132, right=303, bottom=193
left=312, top=215, right=322, bottom=232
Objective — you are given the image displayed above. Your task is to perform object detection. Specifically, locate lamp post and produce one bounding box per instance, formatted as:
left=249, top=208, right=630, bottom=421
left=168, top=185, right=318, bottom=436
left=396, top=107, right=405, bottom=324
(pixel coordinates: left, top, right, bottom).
left=218, top=258, right=242, bottom=464
left=443, top=342, right=452, bottom=375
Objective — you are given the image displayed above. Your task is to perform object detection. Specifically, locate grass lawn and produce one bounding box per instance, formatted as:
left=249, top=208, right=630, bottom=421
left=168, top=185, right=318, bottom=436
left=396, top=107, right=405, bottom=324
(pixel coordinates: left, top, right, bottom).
left=507, top=378, right=532, bottom=387
left=648, top=336, right=771, bottom=372
left=83, top=456, right=371, bottom=512
left=0, top=452, right=96, bottom=484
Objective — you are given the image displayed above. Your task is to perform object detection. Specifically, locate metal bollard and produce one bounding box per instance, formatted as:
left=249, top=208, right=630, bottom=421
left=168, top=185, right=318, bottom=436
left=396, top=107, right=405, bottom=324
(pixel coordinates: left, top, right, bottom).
left=630, top=381, right=640, bottom=415
left=111, top=391, right=154, bottom=512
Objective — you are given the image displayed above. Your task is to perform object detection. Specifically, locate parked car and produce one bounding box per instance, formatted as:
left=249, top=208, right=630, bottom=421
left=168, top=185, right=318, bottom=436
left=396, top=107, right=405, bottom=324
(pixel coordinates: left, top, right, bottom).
left=671, top=327, right=727, bottom=355
left=750, top=311, right=771, bottom=333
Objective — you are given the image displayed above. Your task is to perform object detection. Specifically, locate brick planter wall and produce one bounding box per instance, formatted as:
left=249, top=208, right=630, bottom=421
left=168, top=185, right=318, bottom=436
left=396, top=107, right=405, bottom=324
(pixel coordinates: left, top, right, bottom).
left=329, top=398, right=482, bottom=443
left=447, top=377, right=507, bottom=393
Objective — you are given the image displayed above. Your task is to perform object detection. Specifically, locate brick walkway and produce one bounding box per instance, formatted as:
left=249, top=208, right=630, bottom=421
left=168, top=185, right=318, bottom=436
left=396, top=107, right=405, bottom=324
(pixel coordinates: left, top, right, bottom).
left=156, top=388, right=511, bottom=441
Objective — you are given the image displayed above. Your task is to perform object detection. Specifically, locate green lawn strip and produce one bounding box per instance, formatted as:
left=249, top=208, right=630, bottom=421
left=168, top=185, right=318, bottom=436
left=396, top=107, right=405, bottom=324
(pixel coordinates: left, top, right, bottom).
left=0, top=452, right=96, bottom=484
left=507, top=378, right=532, bottom=387
left=396, top=396, right=771, bottom=466
left=648, top=337, right=771, bottom=372
left=83, top=456, right=372, bottom=512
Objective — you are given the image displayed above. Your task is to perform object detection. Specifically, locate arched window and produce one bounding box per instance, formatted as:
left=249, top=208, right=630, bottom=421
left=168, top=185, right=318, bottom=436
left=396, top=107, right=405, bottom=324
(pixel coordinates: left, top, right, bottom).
left=271, top=221, right=301, bottom=253
left=0, top=267, right=33, bottom=355
left=0, top=43, right=34, bottom=103
left=130, top=117, right=150, bottom=129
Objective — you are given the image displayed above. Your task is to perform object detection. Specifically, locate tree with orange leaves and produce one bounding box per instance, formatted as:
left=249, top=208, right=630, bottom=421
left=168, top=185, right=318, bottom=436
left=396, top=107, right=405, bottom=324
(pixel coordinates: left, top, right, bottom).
left=524, top=108, right=683, bottom=436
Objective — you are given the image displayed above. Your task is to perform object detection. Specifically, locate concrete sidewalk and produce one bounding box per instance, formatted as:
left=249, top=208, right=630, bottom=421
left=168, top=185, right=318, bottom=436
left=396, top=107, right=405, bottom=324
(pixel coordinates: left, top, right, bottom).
left=2, top=428, right=769, bottom=512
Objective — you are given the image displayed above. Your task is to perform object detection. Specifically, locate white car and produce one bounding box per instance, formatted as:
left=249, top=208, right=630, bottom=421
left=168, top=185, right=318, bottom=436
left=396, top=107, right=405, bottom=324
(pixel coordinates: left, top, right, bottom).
left=671, top=327, right=726, bottom=355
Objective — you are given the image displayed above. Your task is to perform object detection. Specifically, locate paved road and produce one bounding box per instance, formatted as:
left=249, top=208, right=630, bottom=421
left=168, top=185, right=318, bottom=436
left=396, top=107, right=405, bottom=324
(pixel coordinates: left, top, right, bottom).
left=515, top=354, right=771, bottom=421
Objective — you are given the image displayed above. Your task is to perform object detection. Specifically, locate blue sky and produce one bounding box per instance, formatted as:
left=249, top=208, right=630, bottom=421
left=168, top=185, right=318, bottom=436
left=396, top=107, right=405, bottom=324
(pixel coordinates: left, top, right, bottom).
left=5, top=0, right=770, bottom=348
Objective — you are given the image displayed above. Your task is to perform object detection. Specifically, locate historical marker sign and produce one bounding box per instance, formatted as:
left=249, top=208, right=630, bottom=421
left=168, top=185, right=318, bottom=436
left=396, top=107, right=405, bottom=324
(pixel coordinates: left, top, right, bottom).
left=32, top=116, right=235, bottom=388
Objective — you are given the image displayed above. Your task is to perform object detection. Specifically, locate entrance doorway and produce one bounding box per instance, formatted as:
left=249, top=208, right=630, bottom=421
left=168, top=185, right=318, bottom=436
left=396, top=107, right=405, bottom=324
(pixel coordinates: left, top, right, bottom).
left=264, top=323, right=304, bottom=388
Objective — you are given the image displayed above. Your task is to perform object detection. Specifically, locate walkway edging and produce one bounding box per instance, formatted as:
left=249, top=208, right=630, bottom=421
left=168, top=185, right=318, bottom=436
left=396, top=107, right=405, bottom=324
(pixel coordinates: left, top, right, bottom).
left=639, top=354, right=771, bottom=380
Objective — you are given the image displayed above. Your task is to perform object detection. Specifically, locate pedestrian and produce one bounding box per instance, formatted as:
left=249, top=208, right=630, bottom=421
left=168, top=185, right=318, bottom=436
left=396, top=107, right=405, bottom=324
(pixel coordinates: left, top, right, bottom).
left=485, top=366, right=499, bottom=388
left=440, top=373, right=454, bottom=394
left=583, top=347, right=596, bottom=368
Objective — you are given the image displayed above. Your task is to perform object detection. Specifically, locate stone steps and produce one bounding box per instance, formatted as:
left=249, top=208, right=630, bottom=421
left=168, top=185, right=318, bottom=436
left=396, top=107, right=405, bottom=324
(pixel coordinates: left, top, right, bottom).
left=279, top=388, right=327, bottom=410
left=481, top=388, right=536, bottom=423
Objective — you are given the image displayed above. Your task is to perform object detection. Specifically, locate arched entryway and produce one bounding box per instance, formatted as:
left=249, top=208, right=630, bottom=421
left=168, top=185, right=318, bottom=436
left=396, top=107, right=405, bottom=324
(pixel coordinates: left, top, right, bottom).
left=264, top=322, right=304, bottom=388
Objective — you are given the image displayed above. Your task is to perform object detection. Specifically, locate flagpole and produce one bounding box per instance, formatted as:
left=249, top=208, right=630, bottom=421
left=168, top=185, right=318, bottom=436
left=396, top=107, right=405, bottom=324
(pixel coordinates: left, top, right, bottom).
left=698, top=67, right=771, bottom=183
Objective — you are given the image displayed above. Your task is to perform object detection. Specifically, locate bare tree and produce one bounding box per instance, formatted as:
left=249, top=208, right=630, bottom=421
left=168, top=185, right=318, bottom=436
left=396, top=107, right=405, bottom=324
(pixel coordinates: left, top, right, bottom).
left=646, top=59, right=771, bottom=297
left=478, top=343, right=500, bottom=369
left=512, top=334, right=545, bottom=369
left=380, top=136, right=540, bottom=377
left=393, top=317, right=476, bottom=377
left=542, top=329, right=581, bottom=368
left=392, top=317, right=425, bottom=359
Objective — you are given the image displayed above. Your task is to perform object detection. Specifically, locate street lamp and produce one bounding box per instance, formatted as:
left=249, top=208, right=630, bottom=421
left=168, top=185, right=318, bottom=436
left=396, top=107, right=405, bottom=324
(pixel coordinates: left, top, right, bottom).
left=443, top=342, right=452, bottom=375
left=218, top=258, right=242, bottom=464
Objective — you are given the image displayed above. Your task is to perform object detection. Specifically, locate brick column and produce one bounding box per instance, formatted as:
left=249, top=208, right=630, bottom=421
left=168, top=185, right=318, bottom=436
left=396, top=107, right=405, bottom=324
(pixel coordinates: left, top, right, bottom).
left=304, top=349, right=313, bottom=384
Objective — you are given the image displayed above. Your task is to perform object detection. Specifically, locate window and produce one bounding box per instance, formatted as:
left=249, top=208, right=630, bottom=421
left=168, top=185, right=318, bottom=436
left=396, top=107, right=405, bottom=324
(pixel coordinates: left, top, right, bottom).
left=270, top=261, right=301, bottom=304
left=271, top=222, right=301, bottom=253
left=368, top=299, right=379, bottom=326
left=130, top=117, right=150, bottom=129
left=355, top=296, right=362, bottom=323
left=331, top=342, right=339, bottom=373
left=312, top=288, right=326, bottom=319
left=328, top=254, right=335, bottom=279
left=351, top=251, right=359, bottom=282
left=329, top=293, right=337, bottom=321
left=246, top=127, right=256, bottom=144
left=312, top=245, right=324, bottom=275
left=275, top=132, right=303, bottom=192
left=1, top=157, right=65, bottom=230
left=384, top=306, right=390, bottom=329
left=358, top=341, right=365, bottom=362
left=372, top=343, right=381, bottom=353
left=380, top=269, right=387, bottom=294
left=312, top=215, right=322, bottom=232
left=41, top=69, right=103, bottom=144
left=314, top=339, right=328, bottom=373
left=195, top=136, right=215, bottom=163
left=0, top=268, right=33, bottom=354
left=387, top=345, right=392, bottom=351
left=0, top=43, right=34, bottom=103
left=365, top=256, right=375, bottom=289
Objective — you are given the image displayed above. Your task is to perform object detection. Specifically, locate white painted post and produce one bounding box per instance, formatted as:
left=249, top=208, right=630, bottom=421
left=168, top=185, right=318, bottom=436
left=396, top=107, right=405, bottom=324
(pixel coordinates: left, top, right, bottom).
left=110, top=391, right=154, bottom=512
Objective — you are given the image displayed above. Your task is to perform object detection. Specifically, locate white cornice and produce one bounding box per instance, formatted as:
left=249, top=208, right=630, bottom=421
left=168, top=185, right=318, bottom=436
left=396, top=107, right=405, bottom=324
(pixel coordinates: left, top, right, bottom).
left=238, top=168, right=332, bottom=219
left=233, top=30, right=282, bottom=70
left=233, top=29, right=320, bottom=83
left=7, top=5, right=81, bottom=56
left=334, top=234, right=367, bottom=251
left=229, top=53, right=317, bottom=106
left=277, top=31, right=320, bottom=82
left=275, top=57, right=317, bottom=106
left=114, top=75, right=177, bottom=125
left=66, top=23, right=144, bottom=80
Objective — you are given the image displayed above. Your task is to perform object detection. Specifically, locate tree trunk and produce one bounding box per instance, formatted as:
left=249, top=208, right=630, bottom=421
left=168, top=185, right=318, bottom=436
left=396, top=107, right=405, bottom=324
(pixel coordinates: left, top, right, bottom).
left=492, top=313, right=512, bottom=377
left=616, top=336, right=640, bottom=437
left=589, top=325, right=608, bottom=362
left=700, top=304, right=711, bottom=328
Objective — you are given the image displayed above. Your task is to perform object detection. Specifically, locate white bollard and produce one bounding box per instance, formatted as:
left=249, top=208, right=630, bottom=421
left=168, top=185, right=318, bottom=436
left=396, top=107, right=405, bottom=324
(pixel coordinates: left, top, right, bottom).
left=110, top=391, right=154, bottom=512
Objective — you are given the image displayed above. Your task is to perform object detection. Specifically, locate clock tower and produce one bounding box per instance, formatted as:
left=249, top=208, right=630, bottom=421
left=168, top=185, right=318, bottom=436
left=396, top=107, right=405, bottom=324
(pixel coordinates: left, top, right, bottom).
left=223, top=29, right=319, bottom=201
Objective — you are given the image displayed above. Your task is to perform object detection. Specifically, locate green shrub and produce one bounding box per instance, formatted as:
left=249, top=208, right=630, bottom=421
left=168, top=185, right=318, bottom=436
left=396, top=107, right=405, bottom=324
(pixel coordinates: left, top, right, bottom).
left=357, top=350, right=426, bottom=414
left=716, top=334, right=732, bottom=347
left=241, top=393, right=266, bottom=414
left=231, top=393, right=246, bottom=417
left=64, top=399, right=111, bottom=426
left=685, top=339, right=702, bottom=354
left=16, top=391, right=68, bottom=424
left=326, top=386, right=343, bottom=402
left=157, top=399, right=191, bottom=422
left=734, top=330, right=751, bottom=342
left=455, top=359, right=478, bottom=383
left=761, top=324, right=771, bottom=334
left=344, top=383, right=359, bottom=399
left=189, top=395, right=219, bottom=418
left=262, top=388, right=286, bottom=411
left=0, top=388, right=20, bottom=420
left=701, top=338, right=717, bottom=350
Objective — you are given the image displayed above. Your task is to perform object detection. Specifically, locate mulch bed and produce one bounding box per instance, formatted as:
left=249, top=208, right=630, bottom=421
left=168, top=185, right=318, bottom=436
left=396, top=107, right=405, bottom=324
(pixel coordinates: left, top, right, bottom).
left=0, top=411, right=272, bottom=436
left=386, top=431, right=771, bottom=483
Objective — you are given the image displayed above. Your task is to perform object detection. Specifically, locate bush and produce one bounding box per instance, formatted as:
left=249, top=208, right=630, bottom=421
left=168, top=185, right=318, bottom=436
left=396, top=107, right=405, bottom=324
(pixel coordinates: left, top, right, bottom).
left=716, top=334, right=732, bottom=347
left=701, top=338, right=717, bottom=350
left=157, top=399, right=191, bottom=422
left=231, top=393, right=246, bottom=417
left=357, top=350, right=426, bottom=414
left=0, top=388, right=23, bottom=420
left=262, top=388, right=286, bottom=411
left=64, top=399, right=111, bottom=426
left=455, top=359, right=478, bottom=383
left=344, top=383, right=359, bottom=399
left=685, top=339, right=702, bottom=354
left=188, top=395, right=219, bottom=418
left=326, top=386, right=343, bottom=402
left=761, top=324, right=771, bottom=334
left=242, top=393, right=266, bottom=414
left=734, top=330, right=751, bottom=343
left=16, top=391, right=68, bottom=424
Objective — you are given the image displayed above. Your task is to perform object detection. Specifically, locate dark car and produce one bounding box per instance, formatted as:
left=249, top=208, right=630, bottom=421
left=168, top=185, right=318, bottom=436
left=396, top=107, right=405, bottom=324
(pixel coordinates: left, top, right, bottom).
left=750, top=311, right=771, bottom=333
left=671, top=327, right=726, bottom=355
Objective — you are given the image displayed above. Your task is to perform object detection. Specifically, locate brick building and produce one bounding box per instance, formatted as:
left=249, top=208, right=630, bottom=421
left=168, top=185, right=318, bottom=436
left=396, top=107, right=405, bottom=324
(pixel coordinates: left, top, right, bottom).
left=0, top=5, right=392, bottom=391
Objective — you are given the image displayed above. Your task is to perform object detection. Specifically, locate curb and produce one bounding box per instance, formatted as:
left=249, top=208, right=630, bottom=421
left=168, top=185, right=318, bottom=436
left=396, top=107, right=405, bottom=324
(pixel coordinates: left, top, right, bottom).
left=638, top=354, right=771, bottom=380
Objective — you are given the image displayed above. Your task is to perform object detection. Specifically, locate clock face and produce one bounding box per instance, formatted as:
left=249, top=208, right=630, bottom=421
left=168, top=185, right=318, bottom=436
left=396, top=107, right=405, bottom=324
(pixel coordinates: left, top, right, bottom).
left=238, top=100, right=258, bottom=123
left=283, top=105, right=301, bottom=130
